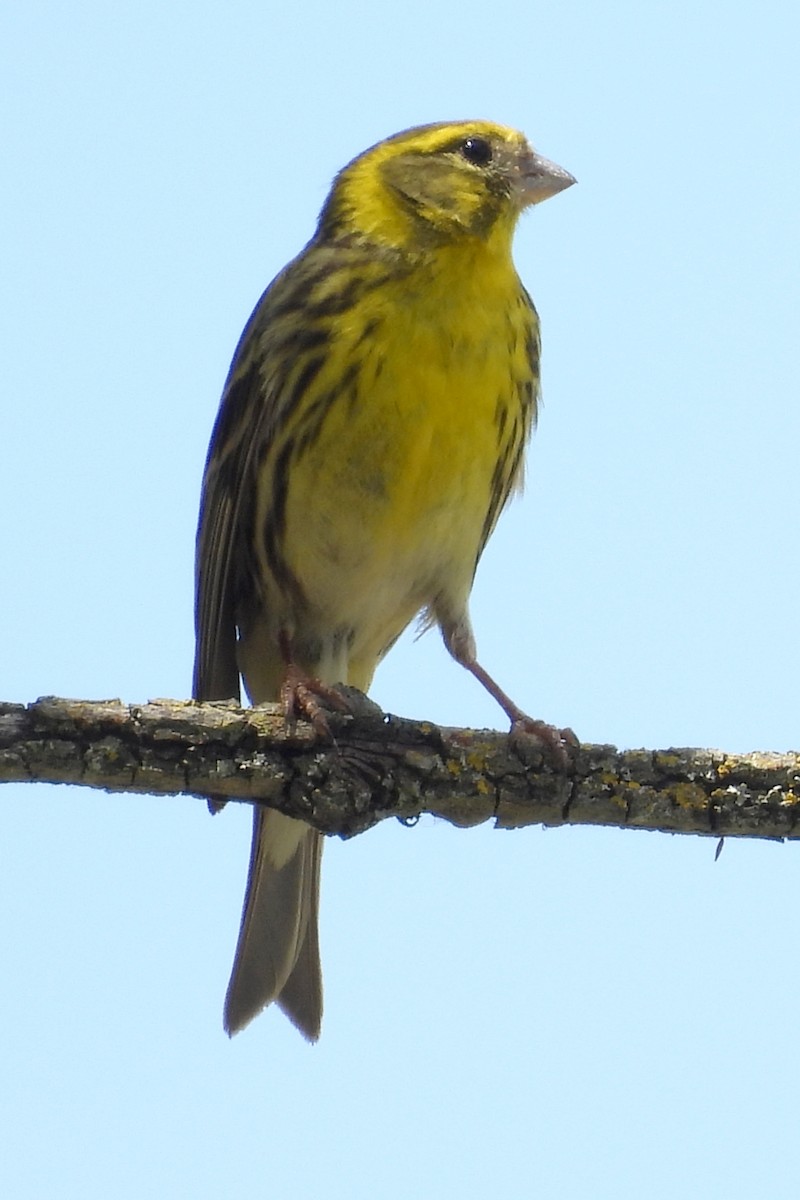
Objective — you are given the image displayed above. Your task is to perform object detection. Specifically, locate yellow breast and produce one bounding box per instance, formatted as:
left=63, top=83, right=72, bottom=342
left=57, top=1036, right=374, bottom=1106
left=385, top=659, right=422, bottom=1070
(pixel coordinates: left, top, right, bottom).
left=277, top=236, right=537, bottom=659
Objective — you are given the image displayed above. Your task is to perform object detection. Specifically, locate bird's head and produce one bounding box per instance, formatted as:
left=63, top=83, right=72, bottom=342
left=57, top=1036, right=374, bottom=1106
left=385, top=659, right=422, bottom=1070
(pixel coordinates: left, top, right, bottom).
left=317, top=120, right=575, bottom=254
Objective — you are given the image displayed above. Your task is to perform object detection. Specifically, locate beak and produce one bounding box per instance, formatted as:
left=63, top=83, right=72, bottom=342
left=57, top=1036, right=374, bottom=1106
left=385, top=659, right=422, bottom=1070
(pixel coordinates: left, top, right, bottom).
left=517, top=150, right=576, bottom=207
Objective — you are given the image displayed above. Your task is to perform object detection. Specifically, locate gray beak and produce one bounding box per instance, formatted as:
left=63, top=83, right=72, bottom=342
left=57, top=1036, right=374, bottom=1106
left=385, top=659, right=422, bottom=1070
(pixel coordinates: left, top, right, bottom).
left=518, top=151, right=576, bottom=206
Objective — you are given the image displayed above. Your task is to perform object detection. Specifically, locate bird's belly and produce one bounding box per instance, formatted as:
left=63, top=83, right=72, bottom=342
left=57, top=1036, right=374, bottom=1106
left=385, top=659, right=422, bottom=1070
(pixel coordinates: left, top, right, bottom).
left=281, top=355, right=503, bottom=656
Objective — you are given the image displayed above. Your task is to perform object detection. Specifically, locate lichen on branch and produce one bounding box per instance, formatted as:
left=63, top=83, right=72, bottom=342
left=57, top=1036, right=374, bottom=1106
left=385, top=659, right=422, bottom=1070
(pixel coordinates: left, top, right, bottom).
left=1, top=696, right=798, bottom=841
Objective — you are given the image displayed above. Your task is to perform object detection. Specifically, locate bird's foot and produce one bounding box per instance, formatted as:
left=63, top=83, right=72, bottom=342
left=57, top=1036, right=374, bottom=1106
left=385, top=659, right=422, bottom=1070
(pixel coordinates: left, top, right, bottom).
left=280, top=664, right=351, bottom=737
left=508, top=713, right=579, bottom=770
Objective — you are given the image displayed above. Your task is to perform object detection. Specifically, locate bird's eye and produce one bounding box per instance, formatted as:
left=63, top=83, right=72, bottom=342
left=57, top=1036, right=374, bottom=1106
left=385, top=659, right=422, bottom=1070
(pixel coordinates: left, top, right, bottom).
left=460, top=136, right=493, bottom=167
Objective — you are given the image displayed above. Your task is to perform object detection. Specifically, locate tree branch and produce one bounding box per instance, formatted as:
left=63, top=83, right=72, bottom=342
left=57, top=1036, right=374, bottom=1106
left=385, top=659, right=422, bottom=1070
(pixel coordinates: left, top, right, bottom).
left=1, top=695, right=798, bottom=841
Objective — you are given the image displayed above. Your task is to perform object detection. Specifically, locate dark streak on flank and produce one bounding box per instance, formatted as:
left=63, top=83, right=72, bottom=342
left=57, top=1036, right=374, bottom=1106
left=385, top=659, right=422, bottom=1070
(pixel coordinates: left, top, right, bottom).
left=525, top=324, right=540, bottom=376
left=261, top=438, right=306, bottom=609
left=494, top=395, right=508, bottom=439
left=354, top=316, right=382, bottom=348
left=278, top=353, right=327, bottom=432
left=519, top=378, right=535, bottom=410
left=304, top=267, right=396, bottom=321
left=289, top=325, right=331, bottom=355
left=293, top=388, right=338, bottom=460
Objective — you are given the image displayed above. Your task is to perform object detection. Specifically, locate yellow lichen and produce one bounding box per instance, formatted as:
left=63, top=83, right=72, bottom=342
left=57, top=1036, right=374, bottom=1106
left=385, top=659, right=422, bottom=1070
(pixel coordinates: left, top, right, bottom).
left=669, top=781, right=707, bottom=810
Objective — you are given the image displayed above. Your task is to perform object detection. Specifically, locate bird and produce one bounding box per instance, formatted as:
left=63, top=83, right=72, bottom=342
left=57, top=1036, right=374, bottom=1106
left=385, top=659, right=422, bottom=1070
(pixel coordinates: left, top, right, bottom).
left=193, top=120, right=575, bottom=1040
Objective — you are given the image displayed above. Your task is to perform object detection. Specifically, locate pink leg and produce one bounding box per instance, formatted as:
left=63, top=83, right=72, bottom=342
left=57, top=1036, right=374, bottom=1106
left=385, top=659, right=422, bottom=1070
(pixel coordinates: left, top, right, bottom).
left=277, top=631, right=351, bottom=737
left=441, top=616, right=578, bottom=767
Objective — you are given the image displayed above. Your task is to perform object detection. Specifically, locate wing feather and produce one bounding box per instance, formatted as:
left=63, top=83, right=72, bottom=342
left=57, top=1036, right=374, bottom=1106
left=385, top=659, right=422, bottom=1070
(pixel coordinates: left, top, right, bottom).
left=193, top=346, right=270, bottom=703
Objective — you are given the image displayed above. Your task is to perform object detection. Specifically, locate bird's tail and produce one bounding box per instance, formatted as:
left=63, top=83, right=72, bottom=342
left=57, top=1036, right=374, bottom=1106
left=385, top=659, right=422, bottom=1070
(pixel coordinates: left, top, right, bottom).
left=223, top=808, right=323, bottom=1040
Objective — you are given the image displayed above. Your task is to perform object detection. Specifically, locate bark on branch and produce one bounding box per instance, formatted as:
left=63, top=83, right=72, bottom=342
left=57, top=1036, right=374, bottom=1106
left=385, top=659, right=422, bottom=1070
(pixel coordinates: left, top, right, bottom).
left=1, top=695, right=798, bottom=842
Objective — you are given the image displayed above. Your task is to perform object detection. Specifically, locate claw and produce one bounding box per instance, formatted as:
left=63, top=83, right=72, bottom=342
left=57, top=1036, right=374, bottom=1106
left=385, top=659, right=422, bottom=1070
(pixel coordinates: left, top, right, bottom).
left=508, top=715, right=579, bottom=770
left=279, top=663, right=351, bottom=737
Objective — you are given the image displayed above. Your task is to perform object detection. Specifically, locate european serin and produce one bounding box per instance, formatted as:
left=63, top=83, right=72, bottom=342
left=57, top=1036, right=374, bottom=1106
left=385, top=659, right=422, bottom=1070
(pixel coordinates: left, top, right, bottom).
left=194, top=120, right=575, bottom=1039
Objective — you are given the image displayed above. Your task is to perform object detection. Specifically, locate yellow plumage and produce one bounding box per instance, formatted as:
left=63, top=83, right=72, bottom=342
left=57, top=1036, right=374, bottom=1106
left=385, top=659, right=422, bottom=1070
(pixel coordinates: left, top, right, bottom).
left=194, top=120, right=574, bottom=1040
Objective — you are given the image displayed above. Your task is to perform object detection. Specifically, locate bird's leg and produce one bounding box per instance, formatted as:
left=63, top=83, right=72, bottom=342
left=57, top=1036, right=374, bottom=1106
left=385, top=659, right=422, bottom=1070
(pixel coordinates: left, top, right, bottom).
left=441, top=616, right=578, bottom=766
left=278, top=630, right=351, bottom=737
left=463, top=656, right=578, bottom=761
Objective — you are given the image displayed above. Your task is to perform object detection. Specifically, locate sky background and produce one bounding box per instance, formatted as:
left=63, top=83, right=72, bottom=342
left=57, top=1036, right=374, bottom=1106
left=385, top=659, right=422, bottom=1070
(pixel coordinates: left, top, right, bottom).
left=2, top=1, right=799, bottom=1196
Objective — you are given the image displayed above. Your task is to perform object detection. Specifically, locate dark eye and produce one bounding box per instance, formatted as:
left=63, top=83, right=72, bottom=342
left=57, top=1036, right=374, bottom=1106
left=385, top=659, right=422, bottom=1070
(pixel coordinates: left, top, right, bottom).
left=460, top=136, right=493, bottom=167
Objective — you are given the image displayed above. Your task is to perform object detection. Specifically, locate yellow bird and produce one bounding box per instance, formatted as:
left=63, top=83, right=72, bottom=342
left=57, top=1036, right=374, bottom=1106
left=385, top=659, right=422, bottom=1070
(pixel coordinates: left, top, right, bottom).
left=193, top=121, right=575, bottom=1040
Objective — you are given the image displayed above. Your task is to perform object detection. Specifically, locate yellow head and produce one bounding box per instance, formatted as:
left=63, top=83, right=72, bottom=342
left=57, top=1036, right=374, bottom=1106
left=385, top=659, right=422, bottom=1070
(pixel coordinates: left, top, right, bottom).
left=317, top=120, right=575, bottom=253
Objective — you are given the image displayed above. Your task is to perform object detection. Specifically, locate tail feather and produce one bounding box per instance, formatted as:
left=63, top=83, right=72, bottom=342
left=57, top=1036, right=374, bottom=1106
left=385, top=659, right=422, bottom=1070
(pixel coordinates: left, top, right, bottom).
left=224, top=807, right=323, bottom=1039
left=276, top=832, right=323, bottom=1040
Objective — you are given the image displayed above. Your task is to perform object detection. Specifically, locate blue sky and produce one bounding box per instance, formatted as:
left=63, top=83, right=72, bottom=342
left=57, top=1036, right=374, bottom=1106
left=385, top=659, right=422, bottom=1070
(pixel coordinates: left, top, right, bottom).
left=2, top=1, right=799, bottom=1196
